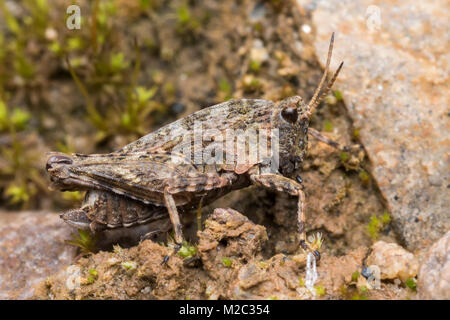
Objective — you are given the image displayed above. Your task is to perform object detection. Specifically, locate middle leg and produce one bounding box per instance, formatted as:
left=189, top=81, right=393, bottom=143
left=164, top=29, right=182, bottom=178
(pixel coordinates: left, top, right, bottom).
left=161, top=172, right=236, bottom=263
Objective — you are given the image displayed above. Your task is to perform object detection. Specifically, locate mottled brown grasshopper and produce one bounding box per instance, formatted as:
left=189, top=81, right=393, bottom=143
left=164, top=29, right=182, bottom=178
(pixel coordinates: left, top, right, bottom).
left=47, top=33, right=346, bottom=260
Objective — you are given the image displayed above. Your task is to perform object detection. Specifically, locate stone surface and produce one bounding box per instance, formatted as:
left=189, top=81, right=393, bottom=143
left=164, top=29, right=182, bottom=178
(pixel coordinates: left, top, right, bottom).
left=366, top=241, right=418, bottom=282
left=34, top=207, right=410, bottom=300
left=297, top=0, right=449, bottom=250
left=418, top=231, right=450, bottom=299
left=0, top=211, right=77, bottom=299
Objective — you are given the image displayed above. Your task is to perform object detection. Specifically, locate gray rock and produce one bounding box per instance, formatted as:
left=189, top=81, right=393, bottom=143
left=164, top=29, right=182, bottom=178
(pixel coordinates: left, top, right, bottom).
left=298, top=0, right=449, bottom=250
left=418, top=231, right=450, bottom=299
left=0, top=211, right=77, bottom=299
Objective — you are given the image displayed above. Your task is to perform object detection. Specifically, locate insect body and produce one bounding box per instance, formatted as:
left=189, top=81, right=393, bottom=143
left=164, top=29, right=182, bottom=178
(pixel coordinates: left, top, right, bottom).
left=47, top=34, right=344, bottom=259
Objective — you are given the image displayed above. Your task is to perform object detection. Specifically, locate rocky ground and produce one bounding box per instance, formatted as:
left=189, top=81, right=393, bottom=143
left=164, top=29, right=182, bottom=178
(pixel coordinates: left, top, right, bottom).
left=0, top=0, right=448, bottom=299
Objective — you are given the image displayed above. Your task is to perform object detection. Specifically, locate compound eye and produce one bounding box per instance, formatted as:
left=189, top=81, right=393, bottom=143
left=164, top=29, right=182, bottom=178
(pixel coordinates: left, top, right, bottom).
left=281, top=106, right=298, bottom=123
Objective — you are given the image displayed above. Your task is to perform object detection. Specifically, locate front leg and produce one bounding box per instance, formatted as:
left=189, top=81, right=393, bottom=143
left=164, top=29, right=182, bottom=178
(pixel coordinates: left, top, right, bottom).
left=308, top=128, right=365, bottom=171
left=308, top=128, right=358, bottom=152
left=249, top=173, right=320, bottom=260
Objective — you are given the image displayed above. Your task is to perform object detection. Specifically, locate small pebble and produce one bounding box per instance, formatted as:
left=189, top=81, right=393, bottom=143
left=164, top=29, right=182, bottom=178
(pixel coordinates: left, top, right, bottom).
left=301, top=24, right=311, bottom=34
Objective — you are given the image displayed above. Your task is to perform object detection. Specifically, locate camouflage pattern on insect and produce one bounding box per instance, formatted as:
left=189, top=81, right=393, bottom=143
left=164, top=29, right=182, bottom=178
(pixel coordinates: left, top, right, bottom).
left=47, top=34, right=346, bottom=259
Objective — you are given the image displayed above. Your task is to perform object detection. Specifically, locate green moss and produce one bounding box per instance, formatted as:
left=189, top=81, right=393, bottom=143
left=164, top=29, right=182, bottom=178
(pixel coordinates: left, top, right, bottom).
left=14, top=55, right=34, bottom=79
left=339, top=285, right=348, bottom=296
left=323, top=119, right=333, bottom=132
left=298, top=277, right=305, bottom=287
left=5, top=185, right=30, bottom=204
left=48, top=41, right=62, bottom=54
left=366, top=212, right=391, bottom=241
left=314, top=284, right=326, bottom=296
left=163, top=82, right=176, bottom=99
left=359, top=285, right=368, bottom=294
left=249, top=59, right=261, bottom=72
left=89, top=269, right=98, bottom=277
left=352, top=292, right=368, bottom=300
left=253, top=22, right=263, bottom=33
left=351, top=271, right=360, bottom=282
left=178, top=240, right=197, bottom=259
left=0, top=1, right=21, bottom=35
left=222, top=257, right=232, bottom=267
left=176, top=3, right=199, bottom=34
left=353, top=128, right=360, bottom=139
left=67, top=37, right=84, bottom=51
left=334, top=90, right=343, bottom=100
left=87, top=268, right=98, bottom=284
left=405, top=278, right=417, bottom=291
left=367, top=215, right=381, bottom=240
left=219, top=78, right=232, bottom=100
left=381, top=211, right=391, bottom=225
left=340, top=152, right=350, bottom=163
left=359, top=170, right=370, bottom=186
left=110, top=52, right=129, bottom=73
left=65, top=229, right=98, bottom=254
left=121, top=261, right=137, bottom=271
left=0, top=100, right=31, bottom=132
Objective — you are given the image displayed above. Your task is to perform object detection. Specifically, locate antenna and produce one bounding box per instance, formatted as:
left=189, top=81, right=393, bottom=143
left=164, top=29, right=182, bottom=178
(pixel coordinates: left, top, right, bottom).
left=307, top=33, right=344, bottom=113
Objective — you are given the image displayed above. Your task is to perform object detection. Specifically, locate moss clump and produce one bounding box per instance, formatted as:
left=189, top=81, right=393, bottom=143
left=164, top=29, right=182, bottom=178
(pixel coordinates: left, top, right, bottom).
left=405, top=278, right=417, bottom=291
left=323, top=119, right=333, bottom=132
left=334, top=90, right=343, bottom=100
left=351, top=271, right=360, bottom=282
left=340, top=151, right=350, bottom=163
left=65, top=229, right=98, bottom=254
left=380, top=211, right=391, bottom=225
left=366, top=211, right=391, bottom=240
left=249, top=59, right=261, bottom=72
left=352, top=288, right=368, bottom=300
left=359, top=170, right=371, bottom=187
left=87, top=269, right=98, bottom=284
left=314, top=284, right=326, bottom=296
left=178, top=241, right=197, bottom=259
left=298, top=277, right=305, bottom=287
left=121, top=261, right=137, bottom=272
left=221, top=257, right=232, bottom=268
left=0, top=101, right=31, bottom=132
left=218, top=78, right=232, bottom=101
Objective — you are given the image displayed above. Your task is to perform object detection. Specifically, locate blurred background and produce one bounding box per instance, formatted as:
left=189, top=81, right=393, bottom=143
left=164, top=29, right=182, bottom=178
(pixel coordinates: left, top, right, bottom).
left=0, top=0, right=330, bottom=212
